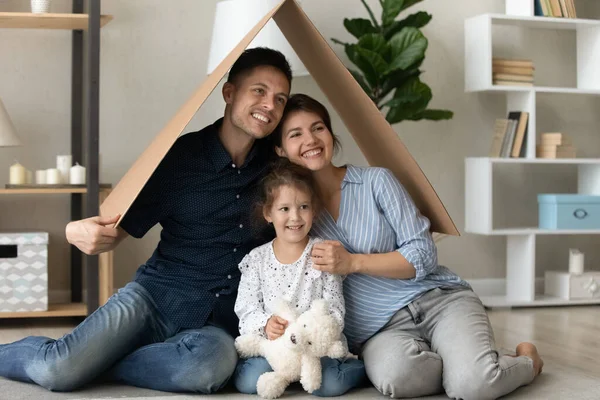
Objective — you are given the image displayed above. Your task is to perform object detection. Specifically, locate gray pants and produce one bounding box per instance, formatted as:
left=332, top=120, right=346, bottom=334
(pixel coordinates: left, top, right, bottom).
left=361, top=287, right=534, bottom=400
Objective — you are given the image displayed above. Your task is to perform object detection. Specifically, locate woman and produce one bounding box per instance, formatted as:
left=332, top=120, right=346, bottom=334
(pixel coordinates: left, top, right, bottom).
left=272, top=93, right=543, bottom=400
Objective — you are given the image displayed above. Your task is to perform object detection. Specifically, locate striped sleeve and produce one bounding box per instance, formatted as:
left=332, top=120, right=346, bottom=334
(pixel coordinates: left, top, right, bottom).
left=374, top=168, right=438, bottom=281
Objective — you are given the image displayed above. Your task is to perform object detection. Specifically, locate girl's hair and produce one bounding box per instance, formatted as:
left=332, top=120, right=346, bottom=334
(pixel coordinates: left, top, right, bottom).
left=272, top=93, right=342, bottom=154
left=255, top=158, right=321, bottom=224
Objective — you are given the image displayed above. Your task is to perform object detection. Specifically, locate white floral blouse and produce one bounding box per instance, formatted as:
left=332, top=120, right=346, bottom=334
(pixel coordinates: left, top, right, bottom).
left=234, top=236, right=345, bottom=337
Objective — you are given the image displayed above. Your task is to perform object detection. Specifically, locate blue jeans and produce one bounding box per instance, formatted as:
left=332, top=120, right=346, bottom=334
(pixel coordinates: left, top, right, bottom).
left=234, top=356, right=366, bottom=397
left=0, top=282, right=238, bottom=393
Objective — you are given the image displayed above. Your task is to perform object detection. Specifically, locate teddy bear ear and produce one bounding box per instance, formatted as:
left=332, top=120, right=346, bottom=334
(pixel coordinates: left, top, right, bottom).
left=275, top=298, right=298, bottom=322
left=310, top=299, right=329, bottom=314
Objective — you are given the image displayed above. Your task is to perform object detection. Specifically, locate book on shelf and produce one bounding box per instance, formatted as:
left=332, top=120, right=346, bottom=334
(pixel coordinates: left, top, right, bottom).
left=508, top=112, right=529, bottom=157
left=492, top=58, right=534, bottom=86
left=488, top=111, right=529, bottom=158
left=489, top=119, right=509, bottom=157
left=534, top=0, right=577, bottom=18
left=493, top=58, right=534, bottom=68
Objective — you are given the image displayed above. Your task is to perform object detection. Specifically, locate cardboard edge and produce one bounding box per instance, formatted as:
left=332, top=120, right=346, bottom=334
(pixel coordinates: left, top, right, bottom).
left=274, top=0, right=459, bottom=236
left=99, top=0, right=288, bottom=227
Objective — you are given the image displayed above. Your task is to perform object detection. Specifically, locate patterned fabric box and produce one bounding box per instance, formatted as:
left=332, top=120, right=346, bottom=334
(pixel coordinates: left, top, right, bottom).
left=0, top=232, right=48, bottom=312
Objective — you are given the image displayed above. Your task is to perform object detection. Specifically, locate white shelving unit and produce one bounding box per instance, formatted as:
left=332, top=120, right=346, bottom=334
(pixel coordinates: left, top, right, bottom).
left=464, top=1, right=600, bottom=308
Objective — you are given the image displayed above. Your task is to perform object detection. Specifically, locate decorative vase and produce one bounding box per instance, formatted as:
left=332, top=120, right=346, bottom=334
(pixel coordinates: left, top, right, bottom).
left=31, top=0, right=50, bottom=14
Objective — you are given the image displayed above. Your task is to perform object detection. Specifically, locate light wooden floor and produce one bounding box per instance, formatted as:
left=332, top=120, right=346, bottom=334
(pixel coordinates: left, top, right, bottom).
left=486, top=305, right=600, bottom=377
left=0, top=306, right=599, bottom=374
left=0, top=305, right=598, bottom=399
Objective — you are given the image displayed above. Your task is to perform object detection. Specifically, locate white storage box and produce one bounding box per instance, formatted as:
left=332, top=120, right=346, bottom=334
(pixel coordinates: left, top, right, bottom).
left=545, top=271, right=600, bottom=300
left=0, top=232, right=48, bottom=312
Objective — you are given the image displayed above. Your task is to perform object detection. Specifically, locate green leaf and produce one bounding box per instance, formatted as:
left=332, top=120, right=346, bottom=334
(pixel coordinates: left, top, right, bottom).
left=412, top=109, right=454, bottom=121
left=395, top=76, right=431, bottom=103
left=357, top=33, right=391, bottom=61
left=345, top=44, right=388, bottom=88
left=381, top=0, right=423, bottom=26
left=348, top=69, right=373, bottom=96
left=343, top=18, right=378, bottom=40
left=383, top=12, right=432, bottom=40
left=387, top=27, right=427, bottom=73
left=378, top=68, right=421, bottom=102
left=382, top=0, right=405, bottom=26
left=384, top=77, right=432, bottom=123
left=355, top=47, right=389, bottom=87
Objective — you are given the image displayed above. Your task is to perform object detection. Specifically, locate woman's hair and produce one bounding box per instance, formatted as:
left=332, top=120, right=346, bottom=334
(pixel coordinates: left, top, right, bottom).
left=272, top=93, right=342, bottom=154
left=254, top=158, right=321, bottom=224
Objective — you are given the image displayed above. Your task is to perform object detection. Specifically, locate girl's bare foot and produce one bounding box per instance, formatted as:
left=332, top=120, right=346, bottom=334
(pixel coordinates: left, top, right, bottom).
left=516, top=342, right=544, bottom=377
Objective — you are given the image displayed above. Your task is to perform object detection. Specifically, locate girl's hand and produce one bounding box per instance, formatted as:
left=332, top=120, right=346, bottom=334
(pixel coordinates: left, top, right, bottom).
left=311, top=240, right=356, bottom=275
left=265, top=316, right=288, bottom=340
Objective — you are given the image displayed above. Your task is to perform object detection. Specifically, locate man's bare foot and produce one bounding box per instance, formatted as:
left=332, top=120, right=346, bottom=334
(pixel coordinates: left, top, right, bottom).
left=516, top=342, right=544, bottom=377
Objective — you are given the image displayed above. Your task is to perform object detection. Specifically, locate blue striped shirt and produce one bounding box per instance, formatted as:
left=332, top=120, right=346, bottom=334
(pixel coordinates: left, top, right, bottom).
left=311, top=165, right=469, bottom=351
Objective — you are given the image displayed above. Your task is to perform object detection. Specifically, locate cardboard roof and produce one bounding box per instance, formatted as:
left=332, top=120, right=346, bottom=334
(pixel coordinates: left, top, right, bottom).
left=100, top=0, right=459, bottom=236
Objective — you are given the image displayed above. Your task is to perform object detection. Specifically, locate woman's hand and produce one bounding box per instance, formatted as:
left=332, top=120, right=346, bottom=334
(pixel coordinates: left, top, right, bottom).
left=265, top=316, right=288, bottom=340
left=311, top=240, right=356, bottom=275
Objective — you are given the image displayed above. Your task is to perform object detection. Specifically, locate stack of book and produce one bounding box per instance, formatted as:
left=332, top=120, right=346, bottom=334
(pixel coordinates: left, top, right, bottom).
left=535, top=0, right=577, bottom=18
left=536, top=133, right=576, bottom=158
left=492, top=58, right=534, bottom=87
left=489, top=111, right=529, bottom=158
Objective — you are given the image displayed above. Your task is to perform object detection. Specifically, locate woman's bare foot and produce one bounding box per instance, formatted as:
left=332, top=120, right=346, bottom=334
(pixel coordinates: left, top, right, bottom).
left=516, top=342, right=544, bottom=377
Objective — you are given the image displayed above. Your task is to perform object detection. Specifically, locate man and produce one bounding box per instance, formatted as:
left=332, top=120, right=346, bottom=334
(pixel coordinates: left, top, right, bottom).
left=0, top=47, right=292, bottom=393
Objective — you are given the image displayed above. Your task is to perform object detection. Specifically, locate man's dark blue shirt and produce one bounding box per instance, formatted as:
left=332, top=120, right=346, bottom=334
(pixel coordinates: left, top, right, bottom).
left=120, top=118, right=275, bottom=335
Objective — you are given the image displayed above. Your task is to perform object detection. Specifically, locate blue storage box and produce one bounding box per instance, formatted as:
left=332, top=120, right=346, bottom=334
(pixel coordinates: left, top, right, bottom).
left=538, top=194, right=600, bottom=230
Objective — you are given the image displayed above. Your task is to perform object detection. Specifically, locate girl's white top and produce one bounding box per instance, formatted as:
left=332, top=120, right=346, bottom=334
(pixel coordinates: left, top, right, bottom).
left=235, top=236, right=345, bottom=336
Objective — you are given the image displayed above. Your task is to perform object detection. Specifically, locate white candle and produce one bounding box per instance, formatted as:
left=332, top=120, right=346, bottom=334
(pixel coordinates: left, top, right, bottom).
left=46, top=168, right=61, bottom=185
left=569, top=248, right=584, bottom=275
left=70, top=163, right=86, bottom=185
left=56, top=155, right=72, bottom=184
left=9, top=162, right=26, bottom=185
left=35, top=170, right=47, bottom=184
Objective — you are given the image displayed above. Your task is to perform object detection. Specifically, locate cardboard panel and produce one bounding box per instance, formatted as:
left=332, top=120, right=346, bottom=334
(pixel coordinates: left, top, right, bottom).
left=274, top=0, right=458, bottom=235
left=99, top=0, right=286, bottom=226
left=101, top=0, right=457, bottom=235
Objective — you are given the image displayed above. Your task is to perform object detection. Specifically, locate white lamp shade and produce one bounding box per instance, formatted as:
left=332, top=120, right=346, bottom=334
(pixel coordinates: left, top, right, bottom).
left=0, top=97, right=21, bottom=147
left=207, top=0, right=308, bottom=77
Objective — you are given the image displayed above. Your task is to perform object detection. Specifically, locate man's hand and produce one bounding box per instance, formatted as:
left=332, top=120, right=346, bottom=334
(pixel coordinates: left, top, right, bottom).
left=66, top=215, right=123, bottom=255
left=265, top=315, right=288, bottom=340
left=311, top=240, right=356, bottom=275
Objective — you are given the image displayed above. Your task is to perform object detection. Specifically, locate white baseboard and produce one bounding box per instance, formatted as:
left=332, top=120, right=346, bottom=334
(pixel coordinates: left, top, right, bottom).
left=467, top=278, right=545, bottom=297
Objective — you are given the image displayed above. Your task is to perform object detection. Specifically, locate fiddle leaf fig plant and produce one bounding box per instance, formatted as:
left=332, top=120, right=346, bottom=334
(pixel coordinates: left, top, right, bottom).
left=332, top=0, right=453, bottom=124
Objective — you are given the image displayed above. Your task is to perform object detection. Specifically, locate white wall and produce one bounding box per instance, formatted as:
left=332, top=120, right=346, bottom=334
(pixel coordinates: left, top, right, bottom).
left=1, top=0, right=599, bottom=295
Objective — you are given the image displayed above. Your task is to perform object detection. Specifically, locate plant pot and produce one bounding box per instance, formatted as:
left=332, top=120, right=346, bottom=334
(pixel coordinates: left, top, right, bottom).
left=31, top=0, right=50, bottom=14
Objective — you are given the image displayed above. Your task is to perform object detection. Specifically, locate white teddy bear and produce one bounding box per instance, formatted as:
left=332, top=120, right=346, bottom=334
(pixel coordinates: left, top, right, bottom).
left=235, top=299, right=350, bottom=399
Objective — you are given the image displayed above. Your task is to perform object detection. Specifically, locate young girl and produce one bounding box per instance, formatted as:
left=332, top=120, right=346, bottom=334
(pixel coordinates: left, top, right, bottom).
left=273, top=93, right=544, bottom=400
left=233, top=159, right=366, bottom=397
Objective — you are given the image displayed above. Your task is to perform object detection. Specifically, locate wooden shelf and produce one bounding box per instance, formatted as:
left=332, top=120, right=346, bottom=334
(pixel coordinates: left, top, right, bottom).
left=0, top=184, right=112, bottom=194
left=480, top=295, right=600, bottom=308
left=0, top=303, right=87, bottom=318
left=0, top=12, right=113, bottom=30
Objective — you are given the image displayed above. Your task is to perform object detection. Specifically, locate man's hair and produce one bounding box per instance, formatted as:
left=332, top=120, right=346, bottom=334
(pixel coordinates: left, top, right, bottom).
left=227, top=47, right=292, bottom=86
